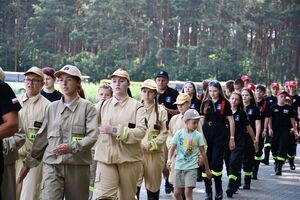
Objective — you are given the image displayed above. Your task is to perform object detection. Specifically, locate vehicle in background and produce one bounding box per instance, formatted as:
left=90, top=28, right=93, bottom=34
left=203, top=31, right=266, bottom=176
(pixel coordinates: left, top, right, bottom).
left=4, top=71, right=26, bottom=94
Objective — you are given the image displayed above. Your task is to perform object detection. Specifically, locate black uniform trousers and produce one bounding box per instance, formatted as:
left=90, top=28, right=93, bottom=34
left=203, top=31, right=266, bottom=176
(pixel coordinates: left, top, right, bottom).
left=271, top=127, right=290, bottom=162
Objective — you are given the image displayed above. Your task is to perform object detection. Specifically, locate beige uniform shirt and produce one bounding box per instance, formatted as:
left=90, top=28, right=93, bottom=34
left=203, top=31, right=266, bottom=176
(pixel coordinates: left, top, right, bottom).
left=141, top=104, right=168, bottom=153
left=166, top=113, right=206, bottom=149
left=18, top=93, right=50, bottom=158
left=94, top=96, right=147, bottom=164
left=24, top=95, right=98, bottom=168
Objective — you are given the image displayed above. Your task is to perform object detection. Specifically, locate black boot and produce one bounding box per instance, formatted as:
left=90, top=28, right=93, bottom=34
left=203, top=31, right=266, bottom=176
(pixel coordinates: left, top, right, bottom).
left=146, top=189, right=159, bottom=200
left=243, top=176, right=251, bottom=189
left=234, top=172, right=241, bottom=193
left=226, top=179, right=235, bottom=198
left=252, top=160, right=260, bottom=180
left=289, top=158, right=296, bottom=170
left=136, top=187, right=141, bottom=200
left=276, top=161, right=283, bottom=175
left=204, top=178, right=213, bottom=200
left=274, top=160, right=278, bottom=173
left=215, top=176, right=223, bottom=200
left=261, top=147, right=270, bottom=165
left=164, top=178, right=172, bottom=194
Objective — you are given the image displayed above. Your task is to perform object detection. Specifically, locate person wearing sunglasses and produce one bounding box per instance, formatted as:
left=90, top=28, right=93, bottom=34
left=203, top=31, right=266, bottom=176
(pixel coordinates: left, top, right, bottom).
left=200, top=80, right=235, bottom=200
left=15, top=67, right=50, bottom=200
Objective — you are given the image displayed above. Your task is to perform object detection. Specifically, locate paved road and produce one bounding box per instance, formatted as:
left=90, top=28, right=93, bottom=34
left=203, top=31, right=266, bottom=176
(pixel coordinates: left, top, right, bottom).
left=140, top=145, right=300, bottom=199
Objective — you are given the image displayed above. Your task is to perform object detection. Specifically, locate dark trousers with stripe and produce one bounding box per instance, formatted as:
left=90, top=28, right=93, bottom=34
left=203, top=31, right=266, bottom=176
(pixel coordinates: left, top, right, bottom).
left=203, top=122, right=226, bottom=194
left=271, top=127, right=290, bottom=162
left=287, top=132, right=297, bottom=159
left=242, top=135, right=254, bottom=185
left=253, top=134, right=264, bottom=176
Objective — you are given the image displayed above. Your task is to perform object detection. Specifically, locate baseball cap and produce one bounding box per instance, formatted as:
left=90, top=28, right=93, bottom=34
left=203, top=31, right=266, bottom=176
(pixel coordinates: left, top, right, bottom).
left=289, top=81, right=297, bottom=87
left=285, top=81, right=290, bottom=87
left=42, top=67, right=55, bottom=79
left=270, top=82, right=279, bottom=89
left=24, top=66, right=44, bottom=79
left=54, top=65, right=82, bottom=79
left=247, top=82, right=256, bottom=91
left=156, top=70, right=169, bottom=79
left=277, top=90, right=288, bottom=96
left=109, top=69, right=130, bottom=82
left=183, top=109, right=201, bottom=122
left=241, top=75, right=250, bottom=82
left=174, top=93, right=191, bottom=105
left=141, top=79, right=157, bottom=91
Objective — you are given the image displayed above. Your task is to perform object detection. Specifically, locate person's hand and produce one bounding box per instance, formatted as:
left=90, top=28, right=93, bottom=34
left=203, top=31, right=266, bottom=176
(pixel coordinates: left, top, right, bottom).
left=269, top=129, right=273, bottom=137
left=99, top=124, right=113, bottom=135
left=229, top=138, right=235, bottom=150
left=206, top=169, right=212, bottom=180
left=167, top=160, right=172, bottom=170
left=17, top=165, right=30, bottom=183
left=253, top=140, right=259, bottom=153
left=262, top=129, right=267, bottom=138
left=53, top=144, right=71, bottom=155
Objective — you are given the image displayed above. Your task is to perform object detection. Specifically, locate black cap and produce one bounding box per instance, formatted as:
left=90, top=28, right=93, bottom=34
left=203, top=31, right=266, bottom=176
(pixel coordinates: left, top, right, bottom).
left=156, top=70, right=169, bottom=79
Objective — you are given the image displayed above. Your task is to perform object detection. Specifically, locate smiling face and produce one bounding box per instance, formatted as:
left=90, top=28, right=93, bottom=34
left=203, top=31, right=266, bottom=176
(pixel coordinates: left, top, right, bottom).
left=208, top=86, right=220, bottom=100
left=111, top=76, right=129, bottom=97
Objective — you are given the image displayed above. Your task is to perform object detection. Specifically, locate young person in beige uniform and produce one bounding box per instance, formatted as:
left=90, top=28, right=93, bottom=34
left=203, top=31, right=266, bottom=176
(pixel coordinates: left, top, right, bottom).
left=18, top=65, right=98, bottom=200
left=15, top=67, right=50, bottom=200
left=136, top=79, right=168, bottom=200
left=167, top=93, right=206, bottom=193
left=94, top=69, right=147, bottom=200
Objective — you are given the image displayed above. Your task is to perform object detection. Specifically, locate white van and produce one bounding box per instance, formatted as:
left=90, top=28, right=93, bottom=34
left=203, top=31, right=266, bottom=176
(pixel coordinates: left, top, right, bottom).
left=4, top=71, right=26, bottom=94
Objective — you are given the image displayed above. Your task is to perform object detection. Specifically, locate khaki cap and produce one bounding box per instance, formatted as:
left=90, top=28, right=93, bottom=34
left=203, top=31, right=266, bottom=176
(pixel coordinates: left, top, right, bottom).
left=174, top=93, right=191, bottom=105
left=141, top=79, right=157, bottom=91
left=24, top=66, right=44, bottom=79
left=109, top=69, right=130, bottom=81
left=183, top=109, right=201, bottom=122
left=54, top=65, right=82, bottom=79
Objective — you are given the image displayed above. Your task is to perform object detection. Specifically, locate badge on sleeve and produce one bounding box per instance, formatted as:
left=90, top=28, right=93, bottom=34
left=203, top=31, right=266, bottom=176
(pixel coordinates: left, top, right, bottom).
left=216, top=104, right=222, bottom=110
left=248, top=109, right=253, bottom=115
left=235, top=115, right=240, bottom=121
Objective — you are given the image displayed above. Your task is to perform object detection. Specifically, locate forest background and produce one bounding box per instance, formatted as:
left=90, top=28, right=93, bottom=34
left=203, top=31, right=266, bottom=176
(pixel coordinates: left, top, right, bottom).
left=0, top=0, right=299, bottom=85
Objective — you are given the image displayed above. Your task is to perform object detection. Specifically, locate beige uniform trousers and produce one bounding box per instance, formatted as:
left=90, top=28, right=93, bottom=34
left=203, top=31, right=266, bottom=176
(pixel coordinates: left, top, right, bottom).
left=41, top=163, right=90, bottom=200
left=2, top=163, right=16, bottom=200
left=137, top=152, right=165, bottom=192
left=16, top=157, right=42, bottom=200
left=94, top=161, right=142, bottom=200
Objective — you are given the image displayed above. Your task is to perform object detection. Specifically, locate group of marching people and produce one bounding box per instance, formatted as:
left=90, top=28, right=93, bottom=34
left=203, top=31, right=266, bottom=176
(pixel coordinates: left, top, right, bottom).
left=0, top=66, right=299, bottom=200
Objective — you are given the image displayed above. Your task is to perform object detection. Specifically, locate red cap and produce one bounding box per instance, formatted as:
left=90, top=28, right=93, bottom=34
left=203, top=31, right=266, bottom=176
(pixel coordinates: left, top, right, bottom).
left=289, top=81, right=297, bottom=87
left=247, top=82, right=256, bottom=91
left=241, top=75, right=250, bottom=82
left=277, top=90, right=289, bottom=96
left=285, top=81, right=290, bottom=87
left=270, top=82, right=279, bottom=89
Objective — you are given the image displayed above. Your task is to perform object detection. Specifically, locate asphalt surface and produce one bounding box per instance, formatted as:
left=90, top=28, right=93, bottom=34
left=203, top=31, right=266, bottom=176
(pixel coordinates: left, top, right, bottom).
left=140, top=145, right=300, bottom=200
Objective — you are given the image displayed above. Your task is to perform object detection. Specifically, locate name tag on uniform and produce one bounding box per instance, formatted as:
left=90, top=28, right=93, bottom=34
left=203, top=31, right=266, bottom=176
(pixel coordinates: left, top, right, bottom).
left=283, top=109, right=289, bottom=114
left=166, top=96, right=171, bottom=103
left=27, top=128, right=38, bottom=141
left=72, top=136, right=83, bottom=142
left=274, top=109, right=279, bottom=112
left=216, top=104, right=222, bottom=110
left=235, top=115, right=240, bottom=121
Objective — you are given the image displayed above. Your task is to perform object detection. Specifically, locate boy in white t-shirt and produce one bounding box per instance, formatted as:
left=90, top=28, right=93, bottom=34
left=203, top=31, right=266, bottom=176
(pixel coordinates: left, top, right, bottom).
left=168, top=109, right=211, bottom=200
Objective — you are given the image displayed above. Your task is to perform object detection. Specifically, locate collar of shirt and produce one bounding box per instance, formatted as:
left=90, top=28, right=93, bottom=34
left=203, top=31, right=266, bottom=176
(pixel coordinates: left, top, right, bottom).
left=20, top=93, right=42, bottom=104
left=144, top=103, right=155, bottom=114
left=112, top=95, right=129, bottom=107
left=58, top=95, right=80, bottom=113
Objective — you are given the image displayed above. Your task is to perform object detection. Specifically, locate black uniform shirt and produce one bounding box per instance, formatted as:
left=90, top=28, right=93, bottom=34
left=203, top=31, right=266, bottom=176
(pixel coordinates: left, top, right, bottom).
left=270, top=104, right=296, bottom=129
left=291, top=94, right=300, bottom=116
left=201, top=98, right=232, bottom=123
left=233, top=108, right=250, bottom=134
left=0, top=80, right=22, bottom=125
left=257, top=99, right=271, bottom=129
left=245, top=103, right=261, bottom=132
left=190, top=97, right=201, bottom=113
left=40, top=89, right=62, bottom=102
left=157, top=87, right=179, bottom=121
left=266, top=95, right=277, bottom=108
